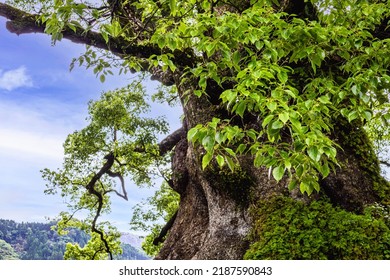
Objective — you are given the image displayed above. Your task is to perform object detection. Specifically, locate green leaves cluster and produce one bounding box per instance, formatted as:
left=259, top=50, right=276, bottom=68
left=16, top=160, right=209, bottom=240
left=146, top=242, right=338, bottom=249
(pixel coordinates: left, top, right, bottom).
left=144, top=0, right=390, bottom=195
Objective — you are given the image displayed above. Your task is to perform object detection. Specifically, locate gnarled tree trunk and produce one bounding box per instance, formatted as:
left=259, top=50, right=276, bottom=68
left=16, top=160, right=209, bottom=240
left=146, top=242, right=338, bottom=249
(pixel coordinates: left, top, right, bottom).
left=155, top=84, right=388, bottom=259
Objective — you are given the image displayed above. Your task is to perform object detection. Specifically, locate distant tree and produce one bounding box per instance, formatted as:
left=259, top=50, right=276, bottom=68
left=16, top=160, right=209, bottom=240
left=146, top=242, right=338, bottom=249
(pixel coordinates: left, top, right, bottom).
left=1, top=0, right=390, bottom=259
left=0, top=239, right=20, bottom=260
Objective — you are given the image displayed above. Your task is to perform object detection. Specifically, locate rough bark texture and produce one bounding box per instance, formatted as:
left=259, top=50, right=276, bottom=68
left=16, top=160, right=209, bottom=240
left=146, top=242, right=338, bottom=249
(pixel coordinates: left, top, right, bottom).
left=1, top=1, right=389, bottom=260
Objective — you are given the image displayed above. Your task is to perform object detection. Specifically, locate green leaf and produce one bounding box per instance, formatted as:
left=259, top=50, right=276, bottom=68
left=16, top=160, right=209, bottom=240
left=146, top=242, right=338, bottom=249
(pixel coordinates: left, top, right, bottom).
left=202, top=153, right=213, bottom=170
left=221, top=89, right=237, bottom=104
left=304, top=100, right=314, bottom=109
left=267, top=102, right=277, bottom=112
left=321, top=163, right=330, bottom=177
left=362, top=110, right=372, bottom=121
left=169, top=0, right=177, bottom=15
left=215, top=131, right=225, bottom=144
left=272, top=165, right=285, bottom=181
left=254, top=151, right=263, bottom=167
left=288, top=179, right=298, bottom=190
left=296, top=165, right=304, bottom=178
left=187, top=127, right=199, bottom=141
left=290, top=117, right=302, bottom=133
left=237, top=69, right=247, bottom=79
left=324, top=146, right=337, bottom=159
left=202, top=135, right=214, bottom=153
left=216, top=155, right=225, bottom=168
left=225, top=156, right=235, bottom=172
left=307, top=146, right=320, bottom=162
left=271, top=120, right=284, bottom=129
left=199, top=76, right=207, bottom=89
left=347, top=110, right=358, bottom=122
left=255, top=41, right=264, bottom=50
left=233, top=51, right=241, bottom=65
left=247, top=129, right=257, bottom=141
left=318, top=95, right=331, bottom=104
left=262, top=115, right=274, bottom=127
left=235, top=101, right=247, bottom=118
left=278, top=112, right=289, bottom=124
left=300, top=181, right=311, bottom=195
left=236, top=144, right=247, bottom=154
left=224, top=147, right=236, bottom=157
left=277, top=71, right=288, bottom=83
left=351, top=85, right=358, bottom=95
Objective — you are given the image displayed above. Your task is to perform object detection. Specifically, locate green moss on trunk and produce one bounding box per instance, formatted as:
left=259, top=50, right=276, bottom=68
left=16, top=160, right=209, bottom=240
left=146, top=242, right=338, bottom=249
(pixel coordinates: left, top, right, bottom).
left=245, top=196, right=390, bottom=260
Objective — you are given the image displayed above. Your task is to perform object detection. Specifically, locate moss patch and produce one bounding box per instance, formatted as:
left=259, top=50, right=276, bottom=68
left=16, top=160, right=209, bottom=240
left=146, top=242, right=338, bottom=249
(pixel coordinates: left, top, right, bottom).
left=336, top=119, right=390, bottom=205
left=245, top=196, right=390, bottom=260
left=206, top=167, right=253, bottom=208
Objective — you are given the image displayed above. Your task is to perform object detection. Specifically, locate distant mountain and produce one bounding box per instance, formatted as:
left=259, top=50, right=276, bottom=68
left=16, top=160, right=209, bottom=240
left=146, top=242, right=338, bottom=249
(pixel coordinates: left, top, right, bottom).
left=120, top=232, right=144, bottom=249
left=0, top=219, right=149, bottom=260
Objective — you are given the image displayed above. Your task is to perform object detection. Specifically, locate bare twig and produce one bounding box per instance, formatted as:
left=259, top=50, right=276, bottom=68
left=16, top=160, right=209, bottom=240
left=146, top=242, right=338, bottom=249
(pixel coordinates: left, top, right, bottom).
left=380, top=160, right=390, bottom=168
left=153, top=210, right=178, bottom=245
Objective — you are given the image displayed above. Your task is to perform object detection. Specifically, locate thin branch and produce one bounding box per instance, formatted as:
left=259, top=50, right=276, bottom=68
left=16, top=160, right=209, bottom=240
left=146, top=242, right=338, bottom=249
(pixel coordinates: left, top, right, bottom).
left=380, top=160, right=390, bottom=168
left=153, top=210, right=178, bottom=245
left=106, top=170, right=128, bottom=200
left=84, top=152, right=117, bottom=260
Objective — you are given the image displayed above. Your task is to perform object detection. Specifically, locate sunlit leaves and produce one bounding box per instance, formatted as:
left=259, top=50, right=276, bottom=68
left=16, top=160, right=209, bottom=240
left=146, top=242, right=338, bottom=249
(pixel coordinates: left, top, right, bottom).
left=101, top=21, right=123, bottom=42
left=33, top=0, right=390, bottom=199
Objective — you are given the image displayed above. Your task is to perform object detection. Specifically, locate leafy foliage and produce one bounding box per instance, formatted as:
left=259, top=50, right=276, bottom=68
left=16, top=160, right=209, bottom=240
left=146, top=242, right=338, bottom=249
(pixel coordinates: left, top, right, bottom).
left=130, top=181, right=180, bottom=256
left=180, top=0, right=390, bottom=195
left=8, top=0, right=390, bottom=200
left=41, top=80, right=169, bottom=259
left=245, top=197, right=390, bottom=260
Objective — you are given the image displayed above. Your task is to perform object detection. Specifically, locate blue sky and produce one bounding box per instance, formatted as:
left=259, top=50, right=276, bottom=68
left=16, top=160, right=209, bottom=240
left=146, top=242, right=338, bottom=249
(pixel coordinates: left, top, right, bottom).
left=0, top=16, right=182, bottom=232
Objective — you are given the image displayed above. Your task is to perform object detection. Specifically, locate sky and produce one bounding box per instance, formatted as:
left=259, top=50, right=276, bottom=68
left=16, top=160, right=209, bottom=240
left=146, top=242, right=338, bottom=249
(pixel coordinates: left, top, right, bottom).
left=0, top=16, right=182, bottom=233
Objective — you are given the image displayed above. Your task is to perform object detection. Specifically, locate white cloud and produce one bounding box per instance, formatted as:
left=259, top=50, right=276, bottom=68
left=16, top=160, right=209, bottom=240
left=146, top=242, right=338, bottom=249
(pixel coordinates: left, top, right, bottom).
left=0, top=66, right=33, bottom=91
left=0, top=127, right=63, bottom=160
left=0, top=98, right=84, bottom=162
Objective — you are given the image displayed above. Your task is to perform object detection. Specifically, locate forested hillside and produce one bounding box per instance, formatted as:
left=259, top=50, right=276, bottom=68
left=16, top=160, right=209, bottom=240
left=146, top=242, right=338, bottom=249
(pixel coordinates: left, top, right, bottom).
left=0, top=219, right=148, bottom=260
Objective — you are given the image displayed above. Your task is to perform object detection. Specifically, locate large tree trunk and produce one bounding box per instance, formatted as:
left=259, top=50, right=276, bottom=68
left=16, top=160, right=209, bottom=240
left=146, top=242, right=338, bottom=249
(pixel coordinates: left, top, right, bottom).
left=155, top=83, right=389, bottom=260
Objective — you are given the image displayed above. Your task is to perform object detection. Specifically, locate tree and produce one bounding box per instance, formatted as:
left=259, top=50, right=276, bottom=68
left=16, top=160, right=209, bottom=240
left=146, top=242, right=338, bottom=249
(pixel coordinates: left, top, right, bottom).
left=0, top=239, right=20, bottom=260
left=1, top=0, right=390, bottom=259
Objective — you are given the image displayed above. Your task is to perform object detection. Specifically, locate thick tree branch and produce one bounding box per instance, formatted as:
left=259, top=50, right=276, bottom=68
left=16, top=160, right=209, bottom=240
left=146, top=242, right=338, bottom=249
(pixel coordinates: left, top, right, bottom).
left=0, top=3, right=158, bottom=58
left=158, top=127, right=186, bottom=156
left=84, top=152, right=129, bottom=259
left=0, top=3, right=196, bottom=85
left=85, top=152, right=116, bottom=259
